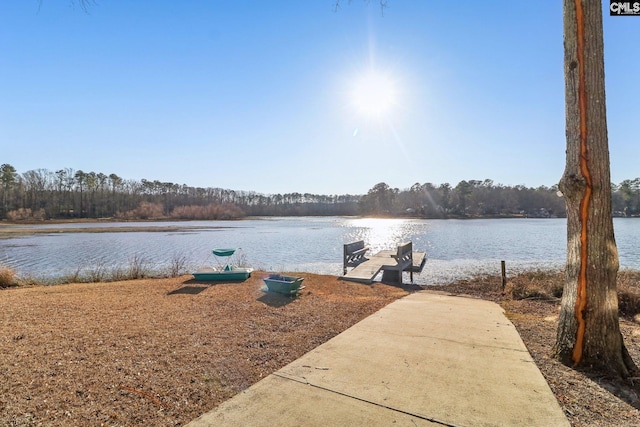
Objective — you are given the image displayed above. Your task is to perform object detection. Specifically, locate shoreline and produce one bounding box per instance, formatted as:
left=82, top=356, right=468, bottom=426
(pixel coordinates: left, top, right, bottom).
left=0, top=224, right=228, bottom=238
left=0, top=218, right=250, bottom=239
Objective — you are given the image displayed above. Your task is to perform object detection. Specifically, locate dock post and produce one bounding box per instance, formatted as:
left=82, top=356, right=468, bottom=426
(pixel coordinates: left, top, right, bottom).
left=343, top=244, right=347, bottom=275
left=501, top=260, right=506, bottom=291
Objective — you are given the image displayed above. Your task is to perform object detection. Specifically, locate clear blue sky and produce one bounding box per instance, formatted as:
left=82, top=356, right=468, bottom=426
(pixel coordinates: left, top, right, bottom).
left=1, top=1, right=638, bottom=195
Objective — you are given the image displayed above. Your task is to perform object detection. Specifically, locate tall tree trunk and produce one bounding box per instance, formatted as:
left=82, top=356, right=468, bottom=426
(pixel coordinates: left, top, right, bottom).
left=556, top=0, right=637, bottom=377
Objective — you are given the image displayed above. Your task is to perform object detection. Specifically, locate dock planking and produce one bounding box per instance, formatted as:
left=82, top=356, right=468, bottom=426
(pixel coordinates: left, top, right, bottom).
left=340, top=249, right=426, bottom=284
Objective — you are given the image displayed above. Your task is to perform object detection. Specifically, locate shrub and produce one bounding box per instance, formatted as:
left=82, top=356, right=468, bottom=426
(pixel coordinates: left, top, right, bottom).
left=127, top=255, right=149, bottom=280
left=170, top=203, right=244, bottom=220
left=59, top=267, right=83, bottom=284
left=506, top=269, right=640, bottom=318
left=618, top=289, right=640, bottom=319
left=506, top=281, right=548, bottom=300
left=116, top=202, right=164, bottom=220
left=168, top=253, right=188, bottom=277
left=6, top=208, right=46, bottom=221
left=505, top=270, right=564, bottom=301
left=617, top=270, right=640, bottom=319
left=87, top=259, right=108, bottom=283
left=0, top=264, right=18, bottom=287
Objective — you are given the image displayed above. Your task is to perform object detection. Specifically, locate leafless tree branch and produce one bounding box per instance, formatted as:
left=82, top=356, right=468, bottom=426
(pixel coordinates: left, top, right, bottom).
left=37, top=0, right=96, bottom=13
left=334, top=0, right=388, bottom=15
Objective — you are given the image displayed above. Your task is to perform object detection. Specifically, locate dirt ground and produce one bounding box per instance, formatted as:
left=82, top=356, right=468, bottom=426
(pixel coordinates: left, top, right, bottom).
left=1, top=272, right=639, bottom=426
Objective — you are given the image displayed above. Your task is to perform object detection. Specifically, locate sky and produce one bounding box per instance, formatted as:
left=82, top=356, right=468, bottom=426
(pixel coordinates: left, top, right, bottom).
left=1, top=1, right=639, bottom=196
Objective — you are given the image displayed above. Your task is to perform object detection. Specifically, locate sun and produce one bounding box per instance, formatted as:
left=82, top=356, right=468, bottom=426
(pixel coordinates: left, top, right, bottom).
left=351, top=70, right=398, bottom=118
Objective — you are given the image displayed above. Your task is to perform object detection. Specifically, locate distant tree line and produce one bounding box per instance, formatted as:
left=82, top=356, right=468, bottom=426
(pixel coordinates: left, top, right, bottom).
left=1, top=164, right=639, bottom=221
left=360, top=180, right=566, bottom=218
left=0, top=164, right=360, bottom=220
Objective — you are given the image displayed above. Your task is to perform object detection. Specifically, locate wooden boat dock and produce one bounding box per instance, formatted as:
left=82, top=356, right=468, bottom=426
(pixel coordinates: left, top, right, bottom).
left=339, top=240, right=426, bottom=284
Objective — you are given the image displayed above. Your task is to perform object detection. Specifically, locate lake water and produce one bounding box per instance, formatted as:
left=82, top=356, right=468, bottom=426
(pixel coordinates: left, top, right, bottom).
left=2, top=217, right=640, bottom=285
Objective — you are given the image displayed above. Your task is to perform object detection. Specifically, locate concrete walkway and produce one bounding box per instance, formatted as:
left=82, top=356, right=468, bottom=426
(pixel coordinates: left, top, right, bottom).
left=187, top=292, right=569, bottom=427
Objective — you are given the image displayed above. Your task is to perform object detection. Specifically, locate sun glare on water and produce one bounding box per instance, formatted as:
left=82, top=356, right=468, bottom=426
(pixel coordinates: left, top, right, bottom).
left=351, top=70, right=398, bottom=118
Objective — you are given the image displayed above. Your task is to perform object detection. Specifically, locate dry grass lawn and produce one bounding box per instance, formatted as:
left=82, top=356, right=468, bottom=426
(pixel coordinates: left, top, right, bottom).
left=1, top=273, right=409, bottom=426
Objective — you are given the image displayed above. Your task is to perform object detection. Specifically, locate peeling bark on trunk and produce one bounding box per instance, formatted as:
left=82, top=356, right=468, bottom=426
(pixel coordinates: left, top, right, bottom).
left=555, top=0, right=637, bottom=377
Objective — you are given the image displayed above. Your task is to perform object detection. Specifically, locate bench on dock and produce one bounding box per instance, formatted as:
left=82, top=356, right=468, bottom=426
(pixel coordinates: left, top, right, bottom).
left=381, top=241, right=414, bottom=283
left=340, top=240, right=426, bottom=285
left=343, top=240, right=370, bottom=275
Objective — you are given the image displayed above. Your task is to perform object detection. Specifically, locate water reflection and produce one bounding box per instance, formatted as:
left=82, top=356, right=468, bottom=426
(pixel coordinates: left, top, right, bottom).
left=342, top=218, right=417, bottom=253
